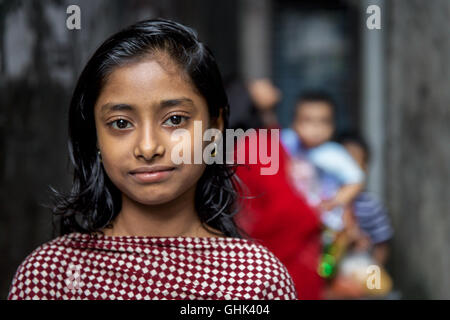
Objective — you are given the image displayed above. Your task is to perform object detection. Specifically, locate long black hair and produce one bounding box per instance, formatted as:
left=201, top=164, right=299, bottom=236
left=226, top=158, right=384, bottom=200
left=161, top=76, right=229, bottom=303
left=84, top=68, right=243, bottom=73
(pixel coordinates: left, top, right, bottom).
left=50, top=18, right=247, bottom=239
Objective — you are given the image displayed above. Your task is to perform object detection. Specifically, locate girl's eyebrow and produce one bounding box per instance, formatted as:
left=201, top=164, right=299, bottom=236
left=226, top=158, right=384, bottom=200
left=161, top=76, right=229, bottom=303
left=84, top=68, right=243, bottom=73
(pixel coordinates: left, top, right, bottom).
left=101, top=103, right=134, bottom=114
left=160, top=97, right=195, bottom=109
left=100, top=98, right=195, bottom=114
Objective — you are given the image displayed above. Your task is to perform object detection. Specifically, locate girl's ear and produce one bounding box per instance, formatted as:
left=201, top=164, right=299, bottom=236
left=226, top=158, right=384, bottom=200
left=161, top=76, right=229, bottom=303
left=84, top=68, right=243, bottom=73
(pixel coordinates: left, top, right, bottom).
left=211, top=108, right=225, bottom=132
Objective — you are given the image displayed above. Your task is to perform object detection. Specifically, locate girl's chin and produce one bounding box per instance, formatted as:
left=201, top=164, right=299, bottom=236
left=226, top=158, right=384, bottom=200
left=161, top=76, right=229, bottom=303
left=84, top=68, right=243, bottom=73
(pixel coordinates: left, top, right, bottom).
left=129, top=191, right=179, bottom=206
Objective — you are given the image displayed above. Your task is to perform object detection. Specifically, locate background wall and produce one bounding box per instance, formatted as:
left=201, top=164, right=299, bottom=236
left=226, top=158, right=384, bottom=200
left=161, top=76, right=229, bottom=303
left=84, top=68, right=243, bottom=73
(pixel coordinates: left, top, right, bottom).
left=385, top=0, right=450, bottom=299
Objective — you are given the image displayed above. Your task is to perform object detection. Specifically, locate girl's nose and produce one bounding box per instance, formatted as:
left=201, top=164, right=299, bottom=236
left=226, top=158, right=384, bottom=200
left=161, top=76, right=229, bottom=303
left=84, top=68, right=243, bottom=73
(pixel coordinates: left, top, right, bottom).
left=134, top=125, right=165, bottom=160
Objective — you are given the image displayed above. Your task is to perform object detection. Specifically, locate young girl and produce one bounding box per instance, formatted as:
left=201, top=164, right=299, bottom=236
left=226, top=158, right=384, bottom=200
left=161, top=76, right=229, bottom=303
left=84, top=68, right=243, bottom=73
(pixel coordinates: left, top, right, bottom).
left=7, top=18, right=297, bottom=300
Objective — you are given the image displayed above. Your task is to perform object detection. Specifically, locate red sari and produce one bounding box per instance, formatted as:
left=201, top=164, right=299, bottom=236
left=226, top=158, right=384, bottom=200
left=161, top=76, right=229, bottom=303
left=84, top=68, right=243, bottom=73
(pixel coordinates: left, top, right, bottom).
left=234, top=129, right=324, bottom=299
left=7, top=232, right=297, bottom=300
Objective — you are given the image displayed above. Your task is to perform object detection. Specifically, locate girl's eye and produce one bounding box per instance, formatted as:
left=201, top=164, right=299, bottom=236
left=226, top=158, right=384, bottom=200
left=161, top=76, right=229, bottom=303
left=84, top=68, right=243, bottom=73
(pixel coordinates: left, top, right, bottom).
left=163, top=115, right=189, bottom=127
left=108, top=119, right=132, bottom=130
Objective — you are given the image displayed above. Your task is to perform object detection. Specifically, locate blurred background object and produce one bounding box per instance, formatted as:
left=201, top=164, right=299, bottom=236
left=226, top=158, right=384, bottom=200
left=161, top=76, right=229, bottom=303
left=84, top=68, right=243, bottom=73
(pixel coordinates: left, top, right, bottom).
left=1, top=0, right=449, bottom=299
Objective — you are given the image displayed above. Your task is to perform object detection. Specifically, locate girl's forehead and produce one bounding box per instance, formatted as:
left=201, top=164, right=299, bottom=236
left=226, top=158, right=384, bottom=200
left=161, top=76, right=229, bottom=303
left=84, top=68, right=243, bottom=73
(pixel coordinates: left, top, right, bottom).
left=95, top=59, right=204, bottom=113
left=103, top=59, right=190, bottom=93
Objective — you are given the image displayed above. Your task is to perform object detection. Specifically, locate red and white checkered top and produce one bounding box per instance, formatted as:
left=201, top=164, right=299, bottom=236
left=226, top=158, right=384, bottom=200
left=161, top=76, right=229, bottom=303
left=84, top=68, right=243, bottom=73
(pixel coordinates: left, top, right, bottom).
left=7, top=232, right=298, bottom=300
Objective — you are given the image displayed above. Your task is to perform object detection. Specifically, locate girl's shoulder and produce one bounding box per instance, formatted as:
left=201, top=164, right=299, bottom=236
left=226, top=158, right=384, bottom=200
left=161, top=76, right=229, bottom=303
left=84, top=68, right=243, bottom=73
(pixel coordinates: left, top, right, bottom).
left=233, top=238, right=298, bottom=299
left=7, top=234, right=76, bottom=300
left=180, top=236, right=298, bottom=299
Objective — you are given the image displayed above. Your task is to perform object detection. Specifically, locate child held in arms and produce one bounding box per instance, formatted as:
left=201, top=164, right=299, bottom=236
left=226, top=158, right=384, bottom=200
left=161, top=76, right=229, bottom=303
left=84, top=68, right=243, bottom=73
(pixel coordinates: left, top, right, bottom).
left=281, top=91, right=365, bottom=227
left=324, top=132, right=394, bottom=299
left=337, top=132, right=393, bottom=266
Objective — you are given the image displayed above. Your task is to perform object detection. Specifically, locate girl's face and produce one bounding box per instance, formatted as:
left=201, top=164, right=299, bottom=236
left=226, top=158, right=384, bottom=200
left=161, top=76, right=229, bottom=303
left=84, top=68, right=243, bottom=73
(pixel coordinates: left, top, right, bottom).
left=94, top=56, right=221, bottom=206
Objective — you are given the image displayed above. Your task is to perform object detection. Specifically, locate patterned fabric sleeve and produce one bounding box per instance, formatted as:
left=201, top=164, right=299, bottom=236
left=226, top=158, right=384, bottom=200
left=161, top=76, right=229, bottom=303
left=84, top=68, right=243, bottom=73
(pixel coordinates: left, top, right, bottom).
left=7, top=242, right=54, bottom=300
left=254, top=244, right=299, bottom=300
left=7, top=263, right=25, bottom=299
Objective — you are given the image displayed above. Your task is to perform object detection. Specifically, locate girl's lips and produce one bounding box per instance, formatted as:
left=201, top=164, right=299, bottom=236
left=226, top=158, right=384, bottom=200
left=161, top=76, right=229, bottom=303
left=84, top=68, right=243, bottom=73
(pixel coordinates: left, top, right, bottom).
left=129, top=168, right=175, bottom=183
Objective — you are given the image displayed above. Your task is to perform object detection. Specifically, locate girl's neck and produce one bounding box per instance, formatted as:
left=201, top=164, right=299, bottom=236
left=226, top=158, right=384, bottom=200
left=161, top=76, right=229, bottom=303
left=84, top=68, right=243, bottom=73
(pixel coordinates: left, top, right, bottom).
left=100, top=187, right=223, bottom=238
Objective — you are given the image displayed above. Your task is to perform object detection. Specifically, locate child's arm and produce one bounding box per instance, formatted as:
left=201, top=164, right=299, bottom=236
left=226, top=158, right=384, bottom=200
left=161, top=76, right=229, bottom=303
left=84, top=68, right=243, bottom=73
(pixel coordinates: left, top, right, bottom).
left=310, top=142, right=365, bottom=211
left=320, top=182, right=364, bottom=211
left=335, top=182, right=364, bottom=206
left=372, top=242, right=390, bottom=266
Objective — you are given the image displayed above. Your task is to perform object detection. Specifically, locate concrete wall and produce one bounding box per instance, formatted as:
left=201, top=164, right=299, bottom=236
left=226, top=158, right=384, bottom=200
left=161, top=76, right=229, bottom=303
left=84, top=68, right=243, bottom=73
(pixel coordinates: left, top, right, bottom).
left=385, top=0, right=450, bottom=299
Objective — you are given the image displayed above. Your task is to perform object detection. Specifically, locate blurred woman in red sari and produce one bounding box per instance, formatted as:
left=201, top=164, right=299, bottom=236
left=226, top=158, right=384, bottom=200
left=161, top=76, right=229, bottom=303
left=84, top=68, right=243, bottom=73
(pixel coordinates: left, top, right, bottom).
left=227, top=78, right=324, bottom=299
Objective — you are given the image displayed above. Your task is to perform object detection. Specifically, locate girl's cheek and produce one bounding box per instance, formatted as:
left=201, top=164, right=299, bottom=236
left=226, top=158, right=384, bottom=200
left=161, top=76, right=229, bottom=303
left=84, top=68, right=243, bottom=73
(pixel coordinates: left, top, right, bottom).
left=184, top=163, right=207, bottom=183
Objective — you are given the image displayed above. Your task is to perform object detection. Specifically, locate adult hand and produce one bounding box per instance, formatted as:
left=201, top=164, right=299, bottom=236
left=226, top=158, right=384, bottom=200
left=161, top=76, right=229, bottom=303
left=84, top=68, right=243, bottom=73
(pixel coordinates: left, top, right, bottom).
left=247, top=78, right=281, bottom=110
